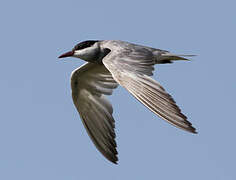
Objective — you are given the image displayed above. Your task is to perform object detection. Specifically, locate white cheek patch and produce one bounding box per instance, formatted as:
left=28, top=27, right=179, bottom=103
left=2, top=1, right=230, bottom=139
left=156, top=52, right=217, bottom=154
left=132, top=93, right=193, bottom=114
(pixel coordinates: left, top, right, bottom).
left=73, top=46, right=99, bottom=62
left=74, top=48, right=92, bottom=57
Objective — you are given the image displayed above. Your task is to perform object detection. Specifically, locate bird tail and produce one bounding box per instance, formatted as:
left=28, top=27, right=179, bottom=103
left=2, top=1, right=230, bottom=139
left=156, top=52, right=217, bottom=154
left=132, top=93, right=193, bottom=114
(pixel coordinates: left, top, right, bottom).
left=157, top=52, right=196, bottom=64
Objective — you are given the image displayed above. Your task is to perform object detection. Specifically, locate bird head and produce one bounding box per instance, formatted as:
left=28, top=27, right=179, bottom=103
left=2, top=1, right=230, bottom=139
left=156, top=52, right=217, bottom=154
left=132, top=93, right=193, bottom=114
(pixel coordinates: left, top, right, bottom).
left=58, top=40, right=100, bottom=62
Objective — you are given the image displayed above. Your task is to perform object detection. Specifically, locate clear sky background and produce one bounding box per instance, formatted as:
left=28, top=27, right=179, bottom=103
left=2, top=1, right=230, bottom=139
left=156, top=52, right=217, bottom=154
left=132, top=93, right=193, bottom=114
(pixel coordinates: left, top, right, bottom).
left=0, top=0, right=235, bottom=179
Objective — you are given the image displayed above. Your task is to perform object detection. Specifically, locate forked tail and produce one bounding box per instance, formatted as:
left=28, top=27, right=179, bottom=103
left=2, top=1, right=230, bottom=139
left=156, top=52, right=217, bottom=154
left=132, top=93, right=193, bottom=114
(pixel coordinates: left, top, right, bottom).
left=157, top=52, right=196, bottom=64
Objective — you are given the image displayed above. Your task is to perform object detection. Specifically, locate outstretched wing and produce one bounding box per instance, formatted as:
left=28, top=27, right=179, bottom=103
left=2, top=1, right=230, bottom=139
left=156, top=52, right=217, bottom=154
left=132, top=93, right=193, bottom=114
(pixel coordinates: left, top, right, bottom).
left=102, top=45, right=197, bottom=133
left=71, top=62, right=119, bottom=163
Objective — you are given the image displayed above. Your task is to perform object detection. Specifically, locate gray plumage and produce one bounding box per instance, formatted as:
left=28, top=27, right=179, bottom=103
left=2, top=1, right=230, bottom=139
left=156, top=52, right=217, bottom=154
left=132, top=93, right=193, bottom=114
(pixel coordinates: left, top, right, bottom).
left=59, top=40, right=197, bottom=164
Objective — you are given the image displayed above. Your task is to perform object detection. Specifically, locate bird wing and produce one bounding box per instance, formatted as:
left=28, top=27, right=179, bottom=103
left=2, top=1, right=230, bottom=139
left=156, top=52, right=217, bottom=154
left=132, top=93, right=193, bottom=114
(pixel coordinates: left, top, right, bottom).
left=102, top=47, right=196, bottom=133
left=71, top=62, right=119, bottom=163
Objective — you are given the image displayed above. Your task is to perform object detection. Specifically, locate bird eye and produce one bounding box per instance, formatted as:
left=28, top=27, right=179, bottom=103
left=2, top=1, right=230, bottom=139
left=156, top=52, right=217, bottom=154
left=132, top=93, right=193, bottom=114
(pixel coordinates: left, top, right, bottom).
left=73, top=45, right=78, bottom=51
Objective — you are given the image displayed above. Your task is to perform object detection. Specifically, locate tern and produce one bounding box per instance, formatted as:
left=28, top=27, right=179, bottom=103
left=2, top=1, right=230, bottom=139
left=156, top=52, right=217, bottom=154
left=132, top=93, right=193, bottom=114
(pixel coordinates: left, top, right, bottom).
left=59, top=40, right=197, bottom=164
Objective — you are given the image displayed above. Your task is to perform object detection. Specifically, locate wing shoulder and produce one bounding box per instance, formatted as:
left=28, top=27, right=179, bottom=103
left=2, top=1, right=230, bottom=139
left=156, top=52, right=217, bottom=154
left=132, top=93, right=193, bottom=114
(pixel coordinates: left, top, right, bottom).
left=71, top=62, right=118, bottom=96
left=101, top=41, right=157, bottom=76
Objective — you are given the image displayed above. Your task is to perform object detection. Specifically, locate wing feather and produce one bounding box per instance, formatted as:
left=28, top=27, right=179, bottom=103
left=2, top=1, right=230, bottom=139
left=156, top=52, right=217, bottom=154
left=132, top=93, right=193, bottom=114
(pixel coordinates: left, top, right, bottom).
left=71, top=63, right=119, bottom=163
left=102, top=44, right=197, bottom=133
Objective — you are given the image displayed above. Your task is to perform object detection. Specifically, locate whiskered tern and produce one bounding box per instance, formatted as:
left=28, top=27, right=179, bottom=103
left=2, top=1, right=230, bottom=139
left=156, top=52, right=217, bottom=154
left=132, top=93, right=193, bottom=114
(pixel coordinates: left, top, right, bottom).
left=59, top=40, right=197, bottom=164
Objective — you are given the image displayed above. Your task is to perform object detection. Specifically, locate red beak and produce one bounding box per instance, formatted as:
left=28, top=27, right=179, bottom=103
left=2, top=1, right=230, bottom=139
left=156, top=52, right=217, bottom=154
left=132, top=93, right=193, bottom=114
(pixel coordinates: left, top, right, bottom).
left=58, top=51, right=74, bottom=58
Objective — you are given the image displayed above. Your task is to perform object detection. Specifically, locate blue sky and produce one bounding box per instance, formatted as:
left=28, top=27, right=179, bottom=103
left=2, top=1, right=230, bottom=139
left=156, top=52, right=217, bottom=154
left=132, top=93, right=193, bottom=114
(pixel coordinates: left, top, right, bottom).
left=0, top=0, right=235, bottom=179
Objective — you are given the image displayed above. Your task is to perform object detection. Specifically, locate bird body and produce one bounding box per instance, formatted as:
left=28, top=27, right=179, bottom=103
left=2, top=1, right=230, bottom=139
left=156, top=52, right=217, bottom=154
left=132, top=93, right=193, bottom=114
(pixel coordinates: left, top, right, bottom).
left=59, top=40, right=197, bottom=164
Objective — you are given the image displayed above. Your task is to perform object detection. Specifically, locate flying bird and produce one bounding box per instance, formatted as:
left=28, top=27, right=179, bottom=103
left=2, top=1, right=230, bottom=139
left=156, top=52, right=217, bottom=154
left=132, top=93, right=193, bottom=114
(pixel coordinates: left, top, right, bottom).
left=59, top=40, right=197, bottom=164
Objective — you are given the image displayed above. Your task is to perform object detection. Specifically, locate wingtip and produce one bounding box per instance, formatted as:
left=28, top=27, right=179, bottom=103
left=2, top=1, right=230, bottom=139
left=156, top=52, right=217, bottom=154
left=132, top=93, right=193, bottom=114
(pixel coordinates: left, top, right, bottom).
left=110, top=157, right=118, bottom=164
left=191, top=130, right=198, bottom=134
left=188, top=126, right=198, bottom=134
